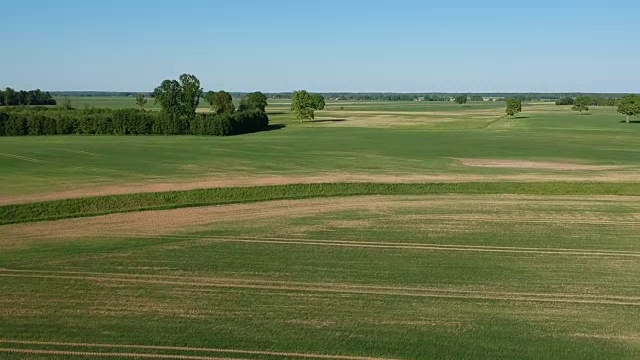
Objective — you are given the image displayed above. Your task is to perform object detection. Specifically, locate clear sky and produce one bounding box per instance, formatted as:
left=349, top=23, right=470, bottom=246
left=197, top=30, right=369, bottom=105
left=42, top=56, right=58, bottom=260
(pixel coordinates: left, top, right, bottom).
left=2, top=0, right=638, bottom=93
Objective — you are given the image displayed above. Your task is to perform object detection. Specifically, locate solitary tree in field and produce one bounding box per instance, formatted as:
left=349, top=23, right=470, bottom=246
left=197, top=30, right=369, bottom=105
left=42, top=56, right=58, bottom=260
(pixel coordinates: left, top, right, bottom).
left=291, top=90, right=325, bottom=122
left=505, top=98, right=522, bottom=118
left=617, top=94, right=640, bottom=123
left=572, top=96, right=591, bottom=115
left=135, top=93, right=147, bottom=109
left=205, top=90, right=235, bottom=115
left=152, top=74, right=203, bottom=118
left=454, top=95, right=468, bottom=105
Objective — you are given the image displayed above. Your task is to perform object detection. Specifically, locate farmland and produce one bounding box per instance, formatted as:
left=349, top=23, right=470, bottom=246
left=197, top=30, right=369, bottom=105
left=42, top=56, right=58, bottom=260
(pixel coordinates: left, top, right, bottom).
left=1, top=99, right=639, bottom=359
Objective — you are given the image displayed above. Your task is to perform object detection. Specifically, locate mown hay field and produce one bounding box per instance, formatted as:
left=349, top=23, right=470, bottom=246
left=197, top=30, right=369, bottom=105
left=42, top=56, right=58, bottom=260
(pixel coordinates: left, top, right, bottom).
left=1, top=99, right=639, bottom=359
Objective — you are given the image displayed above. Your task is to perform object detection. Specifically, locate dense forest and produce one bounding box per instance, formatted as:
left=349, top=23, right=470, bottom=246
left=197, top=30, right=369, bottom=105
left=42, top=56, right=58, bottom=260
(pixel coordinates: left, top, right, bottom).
left=1, top=88, right=56, bottom=106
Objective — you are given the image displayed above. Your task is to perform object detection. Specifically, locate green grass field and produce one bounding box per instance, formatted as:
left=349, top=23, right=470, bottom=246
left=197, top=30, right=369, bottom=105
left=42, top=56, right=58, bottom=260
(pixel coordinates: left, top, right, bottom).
left=1, top=99, right=639, bottom=359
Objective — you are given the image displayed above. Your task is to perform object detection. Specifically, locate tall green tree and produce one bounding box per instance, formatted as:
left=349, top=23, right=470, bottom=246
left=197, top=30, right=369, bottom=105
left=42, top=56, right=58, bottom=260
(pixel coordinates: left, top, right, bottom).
left=178, top=74, right=203, bottom=118
left=617, top=94, right=640, bottom=123
left=152, top=74, right=203, bottom=118
left=135, top=93, right=147, bottom=109
left=205, top=90, right=235, bottom=115
left=291, top=90, right=324, bottom=122
left=572, top=96, right=591, bottom=115
left=244, top=91, right=268, bottom=112
left=3, top=88, right=17, bottom=106
left=152, top=80, right=182, bottom=116
left=454, top=95, right=468, bottom=105
left=505, top=98, right=522, bottom=118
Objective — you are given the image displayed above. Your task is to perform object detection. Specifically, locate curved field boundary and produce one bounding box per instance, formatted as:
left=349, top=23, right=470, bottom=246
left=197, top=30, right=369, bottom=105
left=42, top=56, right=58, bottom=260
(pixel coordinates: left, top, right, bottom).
left=1, top=182, right=639, bottom=225
left=0, top=340, right=400, bottom=360
left=1, top=270, right=638, bottom=306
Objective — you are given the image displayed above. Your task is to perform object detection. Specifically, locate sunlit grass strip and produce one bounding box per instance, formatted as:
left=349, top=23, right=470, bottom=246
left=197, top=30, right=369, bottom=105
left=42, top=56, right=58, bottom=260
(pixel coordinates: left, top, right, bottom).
left=1, top=182, right=638, bottom=225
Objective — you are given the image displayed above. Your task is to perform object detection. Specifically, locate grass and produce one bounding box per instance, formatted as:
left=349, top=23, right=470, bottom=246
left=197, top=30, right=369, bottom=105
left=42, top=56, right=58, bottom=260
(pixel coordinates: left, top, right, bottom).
left=1, top=194, right=639, bottom=359
left=1, top=99, right=639, bottom=359
left=1, top=102, right=639, bottom=199
left=2, top=182, right=640, bottom=225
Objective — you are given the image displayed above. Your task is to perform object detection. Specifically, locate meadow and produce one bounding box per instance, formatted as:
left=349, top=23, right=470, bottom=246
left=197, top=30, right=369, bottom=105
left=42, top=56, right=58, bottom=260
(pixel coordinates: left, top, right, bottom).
left=0, top=98, right=639, bottom=359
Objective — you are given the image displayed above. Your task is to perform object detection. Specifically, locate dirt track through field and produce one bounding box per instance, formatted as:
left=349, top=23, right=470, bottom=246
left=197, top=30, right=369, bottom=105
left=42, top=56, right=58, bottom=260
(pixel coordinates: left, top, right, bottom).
left=2, top=170, right=640, bottom=205
left=457, top=158, right=623, bottom=171
left=0, top=339, right=400, bottom=360
left=132, top=235, right=640, bottom=257
left=1, top=270, right=638, bottom=306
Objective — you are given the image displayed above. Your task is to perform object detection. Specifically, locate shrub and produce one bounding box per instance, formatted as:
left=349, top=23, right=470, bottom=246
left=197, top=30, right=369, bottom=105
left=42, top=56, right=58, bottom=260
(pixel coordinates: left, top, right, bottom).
left=5, top=113, right=28, bottom=136
left=0, top=112, right=8, bottom=136
left=555, top=97, right=575, bottom=105
left=0, top=107, right=269, bottom=136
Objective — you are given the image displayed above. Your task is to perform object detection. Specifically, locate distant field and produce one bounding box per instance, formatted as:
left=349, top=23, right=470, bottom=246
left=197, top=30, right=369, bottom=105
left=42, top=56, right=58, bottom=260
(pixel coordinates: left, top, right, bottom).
left=1, top=99, right=639, bottom=359
left=55, top=96, right=294, bottom=111
left=1, top=101, right=638, bottom=200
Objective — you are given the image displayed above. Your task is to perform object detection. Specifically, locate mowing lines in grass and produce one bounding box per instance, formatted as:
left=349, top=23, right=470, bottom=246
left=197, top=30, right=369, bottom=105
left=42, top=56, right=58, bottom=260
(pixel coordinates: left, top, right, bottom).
left=0, top=339, right=401, bottom=360
left=118, top=234, right=640, bottom=257
left=0, top=348, right=251, bottom=360
left=1, top=270, right=638, bottom=306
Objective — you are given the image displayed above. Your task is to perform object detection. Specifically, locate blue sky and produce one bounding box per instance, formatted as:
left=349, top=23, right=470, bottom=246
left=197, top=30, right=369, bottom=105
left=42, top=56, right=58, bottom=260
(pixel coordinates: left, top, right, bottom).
left=1, top=0, right=638, bottom=92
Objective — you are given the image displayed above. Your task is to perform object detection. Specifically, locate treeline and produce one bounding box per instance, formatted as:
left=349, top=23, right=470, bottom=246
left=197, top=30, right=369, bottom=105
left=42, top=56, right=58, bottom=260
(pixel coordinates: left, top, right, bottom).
left=555, top=96, right=618, bottom=106
left=0, top=74, right=270, bottom=136
left=0, top=107, right=268, bottom=136
left=264, top=92, right=630, bottom=102
left=268, top=92, right=450, bottom=101
left=0, top=88, right=56, bottom=106
left=50, top=91, right=149, bottom=97
left=43, top=91, right=632, bottom=103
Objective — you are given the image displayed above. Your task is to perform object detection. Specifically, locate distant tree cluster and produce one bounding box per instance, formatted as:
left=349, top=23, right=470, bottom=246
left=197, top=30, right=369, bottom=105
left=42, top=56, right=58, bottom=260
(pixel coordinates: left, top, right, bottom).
left=49, top=91, right=145, bottom=97
left=572, top=96, right=591, bottom=114
left=556, top=96, right=617, bottom=107
left=152, top=74, right=203, bottom=119
left=0, top=74, right=271, bottom=137
left=555, top=97, right=575, bottom=106
left=291, top=90, right=325, bottom=122
left=454, top=95, right=468, bottom=105
left=47, top=91, right=634, bottom=104
left=0, top=88, right=56, bottom=106
left=268, top=93, right=450, bottom=101
left=469, top=95, right=484, bottom=102
left=147, top=74, right=270, bottom=134
left=591, top=97, right=618, bottom=106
